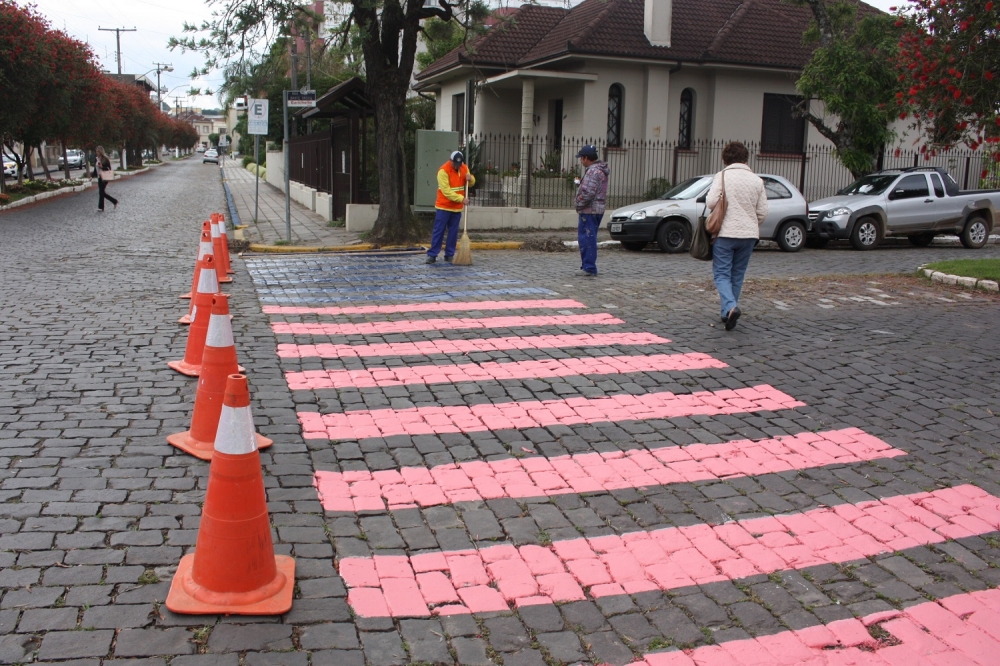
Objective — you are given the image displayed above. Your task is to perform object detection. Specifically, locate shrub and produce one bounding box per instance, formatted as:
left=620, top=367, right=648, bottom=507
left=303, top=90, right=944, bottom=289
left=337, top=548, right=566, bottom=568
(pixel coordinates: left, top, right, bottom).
left=23, top=180, right=47, bottom=192
left=642, top=177, right=671, bottom=200
left=5, top=183, right=26, bottom=194
left=0, top=193, right=10, bottom=205
left=242, top=154, right=254, bottom=168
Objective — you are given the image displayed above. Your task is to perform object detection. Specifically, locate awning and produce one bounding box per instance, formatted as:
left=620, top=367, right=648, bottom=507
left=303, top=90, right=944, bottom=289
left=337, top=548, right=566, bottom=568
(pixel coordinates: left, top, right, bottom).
left=298, top=77, right=373, bottom=119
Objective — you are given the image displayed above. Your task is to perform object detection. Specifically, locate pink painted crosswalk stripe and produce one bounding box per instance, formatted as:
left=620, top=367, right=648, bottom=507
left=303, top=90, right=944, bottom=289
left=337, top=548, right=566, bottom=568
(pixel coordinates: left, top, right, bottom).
left=339, top=484, right=1000, bottom=618
left=298, top=384, right=804, bottom=440
left=271, top=313, right=623, bottom=336
left=313, top=428, right=905, bottom=512
left=631, top=589, right=1000, bottom=666
left=262, top=298, right=587, bottom=316
left=287, top=352, right=726, bottom=390
left=276, top=332, right=670, bottom=359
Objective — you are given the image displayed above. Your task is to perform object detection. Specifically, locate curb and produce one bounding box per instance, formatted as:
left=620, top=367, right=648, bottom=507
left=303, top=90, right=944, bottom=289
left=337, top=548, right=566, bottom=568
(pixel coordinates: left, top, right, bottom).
left=0, top=181, right=92, bottom=211
left=245, top=240, right=524, bottom=254
left=918, top=265, right=1000, bottom=292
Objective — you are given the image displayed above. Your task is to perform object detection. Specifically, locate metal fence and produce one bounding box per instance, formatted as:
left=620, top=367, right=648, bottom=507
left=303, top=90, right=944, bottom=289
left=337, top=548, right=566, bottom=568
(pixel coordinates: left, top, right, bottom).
left=466, top=134, right=999, bottom=209
left=288, top=133, right=332, bottom=194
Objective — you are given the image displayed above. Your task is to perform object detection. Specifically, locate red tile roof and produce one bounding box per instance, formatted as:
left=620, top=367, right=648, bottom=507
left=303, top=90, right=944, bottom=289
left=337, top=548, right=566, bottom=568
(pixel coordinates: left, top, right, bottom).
left=416, top=0, right=883, bottom=81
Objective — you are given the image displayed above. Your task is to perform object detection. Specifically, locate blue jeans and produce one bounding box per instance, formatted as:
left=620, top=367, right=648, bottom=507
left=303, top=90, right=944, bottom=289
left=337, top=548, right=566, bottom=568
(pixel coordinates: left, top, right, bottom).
left=577, top=213, right=602, bottom=274
left=712, top=237, right=756, bottom=318
left=428, top=209, right=462, bottom=259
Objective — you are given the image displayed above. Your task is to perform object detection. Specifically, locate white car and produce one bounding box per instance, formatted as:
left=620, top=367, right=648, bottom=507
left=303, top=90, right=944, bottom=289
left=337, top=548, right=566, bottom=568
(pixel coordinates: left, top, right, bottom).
left=3, top=160, right=15, bottom=178
left=609, top=173, right=811, bottom=253
left=203, top=150, right=219, bottom=164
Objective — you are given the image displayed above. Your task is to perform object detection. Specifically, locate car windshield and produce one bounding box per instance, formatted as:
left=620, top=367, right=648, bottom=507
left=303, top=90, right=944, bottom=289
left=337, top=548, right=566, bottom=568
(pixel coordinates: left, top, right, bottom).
left=839, top=174, right=897, bottom=196
left=660, top=176, right=712, bottom=200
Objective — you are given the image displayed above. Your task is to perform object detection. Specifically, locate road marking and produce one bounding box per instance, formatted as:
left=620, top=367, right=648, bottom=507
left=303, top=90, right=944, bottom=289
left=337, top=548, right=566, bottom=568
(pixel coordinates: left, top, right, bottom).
left=276, top=332, right=671, bottom=359
left=630, top=590, right=1000, bottom=665
left=313, top=428, right=904, bottom=512
left=298, top=385, right=805, bottom=440
left=286, top=353, right=727, bottom=390
left=272, top=313, right=624, bottom=336
left=261, top=299, right=588, bottom=316
left=338, top=484, right=1000, bottom=618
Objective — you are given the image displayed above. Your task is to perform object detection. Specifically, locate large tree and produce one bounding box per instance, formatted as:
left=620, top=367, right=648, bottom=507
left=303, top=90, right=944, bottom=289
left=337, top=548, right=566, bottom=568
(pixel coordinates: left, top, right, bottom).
left=895, top=0, right=999, bottom=165
left=173, top=0, right=494, bottom=243
left=791, top=0, right=905, bottom=177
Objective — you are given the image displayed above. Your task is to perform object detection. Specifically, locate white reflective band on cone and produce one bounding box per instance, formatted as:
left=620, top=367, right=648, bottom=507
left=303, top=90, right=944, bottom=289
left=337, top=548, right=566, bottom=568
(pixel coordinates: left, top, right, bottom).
left=205, top=314, right=235, bottom=348
left=197, top=262, right=219, bottom=292
left=210, top=222, right=220, bottom=238
left=214, top=404, right=258, bottom=454
left=190, top=305, right=197, bottom=322
left=218, top=219, right=228, bottom=235
left=198, top=241, right=212, bottom=258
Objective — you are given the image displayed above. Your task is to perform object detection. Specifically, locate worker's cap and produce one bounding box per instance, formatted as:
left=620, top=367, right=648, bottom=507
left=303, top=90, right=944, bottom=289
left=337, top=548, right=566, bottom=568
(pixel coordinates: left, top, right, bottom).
left=575, top=145, right=599, bottom=159
left=450, top=151, right=464, bottom=164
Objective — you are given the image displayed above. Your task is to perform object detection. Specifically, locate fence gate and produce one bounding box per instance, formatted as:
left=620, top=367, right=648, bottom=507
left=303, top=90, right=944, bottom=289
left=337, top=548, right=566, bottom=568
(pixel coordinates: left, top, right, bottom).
left=331, top=121, right=351, bottom=221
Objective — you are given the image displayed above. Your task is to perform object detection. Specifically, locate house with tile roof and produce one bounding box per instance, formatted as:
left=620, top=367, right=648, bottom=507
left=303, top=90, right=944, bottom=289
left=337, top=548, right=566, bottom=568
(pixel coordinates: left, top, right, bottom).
left=414, top=0, right=881, bottom=157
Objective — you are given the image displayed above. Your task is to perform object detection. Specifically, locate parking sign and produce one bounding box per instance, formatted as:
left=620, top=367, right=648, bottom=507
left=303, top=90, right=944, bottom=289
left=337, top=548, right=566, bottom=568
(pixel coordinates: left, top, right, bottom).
left=248, top=99, right=269, bottom=135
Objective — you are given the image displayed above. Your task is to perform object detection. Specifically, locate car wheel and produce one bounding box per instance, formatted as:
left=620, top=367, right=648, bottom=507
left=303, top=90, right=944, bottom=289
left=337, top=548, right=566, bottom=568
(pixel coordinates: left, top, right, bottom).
left=805, top=237, right=829, bottom=249
left=960, top=214, right=990, bottom=249
left=776, top=221, right=806, bottom=252
left=656, top=219, right=691, bottom=253
left=620, top=241, right=646, bottom=252
left=907, top=233, right=935, bottom=247
left=849, top=217, right=881, bottom=251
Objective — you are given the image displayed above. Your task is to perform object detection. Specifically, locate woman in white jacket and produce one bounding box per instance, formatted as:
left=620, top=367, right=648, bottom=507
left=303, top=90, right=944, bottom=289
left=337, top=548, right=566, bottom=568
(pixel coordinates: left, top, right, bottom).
left=705, top=142, right=768, bottom=330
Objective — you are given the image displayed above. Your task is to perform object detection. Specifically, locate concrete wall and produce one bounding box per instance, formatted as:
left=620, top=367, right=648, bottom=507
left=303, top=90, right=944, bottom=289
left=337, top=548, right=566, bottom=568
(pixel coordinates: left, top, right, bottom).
left=265, top=149, right=285, bottom=192
left=346, top=204, right=579, bottom=233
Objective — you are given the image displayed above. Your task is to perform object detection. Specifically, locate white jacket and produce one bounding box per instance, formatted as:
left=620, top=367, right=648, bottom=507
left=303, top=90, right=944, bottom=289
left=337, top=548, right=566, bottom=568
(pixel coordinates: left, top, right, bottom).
left=706, top=163, right=768, bottom=239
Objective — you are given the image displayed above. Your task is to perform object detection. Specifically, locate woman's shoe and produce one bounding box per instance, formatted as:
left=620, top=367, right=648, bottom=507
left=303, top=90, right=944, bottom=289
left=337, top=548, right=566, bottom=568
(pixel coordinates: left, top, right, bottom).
left=725, top=307, right=741, bottom=330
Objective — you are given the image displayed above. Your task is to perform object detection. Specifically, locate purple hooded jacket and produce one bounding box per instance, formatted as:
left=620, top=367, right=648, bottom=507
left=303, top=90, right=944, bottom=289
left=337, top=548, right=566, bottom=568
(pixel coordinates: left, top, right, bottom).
left=575, top=161, right=610, bottom=214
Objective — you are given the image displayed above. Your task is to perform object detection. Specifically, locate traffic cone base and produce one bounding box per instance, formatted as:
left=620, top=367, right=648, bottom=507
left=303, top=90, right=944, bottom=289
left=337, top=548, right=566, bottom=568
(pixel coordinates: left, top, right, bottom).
left=167, top=553, right=294, bottom=615
left=169, top=358, right=245, bottom=376
left=166, top=430, right=272, bottom=461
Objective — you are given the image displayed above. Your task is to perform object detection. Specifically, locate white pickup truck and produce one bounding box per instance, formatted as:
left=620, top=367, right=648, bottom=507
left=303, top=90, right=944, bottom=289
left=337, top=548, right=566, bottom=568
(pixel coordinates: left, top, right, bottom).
left=806, top=167, right=999, bottom=250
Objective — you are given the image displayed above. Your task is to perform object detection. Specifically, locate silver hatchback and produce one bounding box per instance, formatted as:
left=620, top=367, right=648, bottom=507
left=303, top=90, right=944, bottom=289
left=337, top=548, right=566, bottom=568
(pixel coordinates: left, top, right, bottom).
left=609, top=174, right=810, bottom=252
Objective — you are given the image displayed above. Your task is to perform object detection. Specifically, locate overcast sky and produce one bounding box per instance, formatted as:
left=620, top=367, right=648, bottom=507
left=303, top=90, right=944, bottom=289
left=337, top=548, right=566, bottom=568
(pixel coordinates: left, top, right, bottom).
left=32, top=0, right=903, bottom=113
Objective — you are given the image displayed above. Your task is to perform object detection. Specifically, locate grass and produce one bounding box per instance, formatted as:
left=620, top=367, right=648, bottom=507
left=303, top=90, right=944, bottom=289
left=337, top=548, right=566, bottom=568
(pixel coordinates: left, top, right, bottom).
left=273, top=239, right=291, bottom=246
left=923, top=259, right=1000, bottom=281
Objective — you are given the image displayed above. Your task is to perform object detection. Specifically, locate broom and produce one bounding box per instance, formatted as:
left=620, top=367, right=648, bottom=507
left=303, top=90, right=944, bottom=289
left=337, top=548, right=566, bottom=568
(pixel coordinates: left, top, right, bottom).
left=452, top=198, right=472, bottom=266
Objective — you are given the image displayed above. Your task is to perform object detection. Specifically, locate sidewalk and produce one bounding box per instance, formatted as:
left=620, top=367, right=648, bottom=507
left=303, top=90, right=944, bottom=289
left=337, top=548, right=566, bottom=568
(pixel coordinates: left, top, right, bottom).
left=222, top=162, right=363, bottom=247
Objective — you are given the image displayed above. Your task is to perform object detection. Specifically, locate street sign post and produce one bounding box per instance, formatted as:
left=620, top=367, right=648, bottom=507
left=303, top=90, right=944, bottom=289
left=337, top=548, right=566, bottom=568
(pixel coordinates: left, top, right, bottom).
left=281, top=90, right=315, bottom=242
left=247, top=98, right=269, bottom=223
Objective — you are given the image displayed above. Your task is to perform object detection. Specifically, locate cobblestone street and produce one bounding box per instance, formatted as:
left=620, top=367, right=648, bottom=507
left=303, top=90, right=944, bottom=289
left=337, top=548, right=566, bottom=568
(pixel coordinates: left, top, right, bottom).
left=2, top=158, right=1000, bottom=666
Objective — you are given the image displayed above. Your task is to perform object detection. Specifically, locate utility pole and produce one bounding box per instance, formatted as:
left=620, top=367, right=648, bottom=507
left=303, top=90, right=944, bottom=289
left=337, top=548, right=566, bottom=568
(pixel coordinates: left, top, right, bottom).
left=98, top=27, right=136, bottom=75
left=153, top=62, right=172, bottom=105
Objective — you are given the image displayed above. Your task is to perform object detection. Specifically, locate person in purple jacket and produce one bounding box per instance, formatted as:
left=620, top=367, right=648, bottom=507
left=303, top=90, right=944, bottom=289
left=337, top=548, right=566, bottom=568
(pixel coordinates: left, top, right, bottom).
left=574, top=145, right=610, bottom=276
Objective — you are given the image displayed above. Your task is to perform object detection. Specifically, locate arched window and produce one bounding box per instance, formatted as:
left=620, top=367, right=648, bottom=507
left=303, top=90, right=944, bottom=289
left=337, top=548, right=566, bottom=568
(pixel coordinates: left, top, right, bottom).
left=678, top=88, right=694, bottom=149
left=607, top=84, right=623, bottom=147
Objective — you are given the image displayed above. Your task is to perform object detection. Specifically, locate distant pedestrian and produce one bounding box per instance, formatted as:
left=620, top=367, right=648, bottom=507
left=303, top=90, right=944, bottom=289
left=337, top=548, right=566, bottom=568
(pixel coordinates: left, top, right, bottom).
left=94, top=146, right=118, bottom=212
left=574, top=145, right=609, bottom=276
left=706, top=141, right=768, bottom=330
left=426, top=151, right=474, bottom=264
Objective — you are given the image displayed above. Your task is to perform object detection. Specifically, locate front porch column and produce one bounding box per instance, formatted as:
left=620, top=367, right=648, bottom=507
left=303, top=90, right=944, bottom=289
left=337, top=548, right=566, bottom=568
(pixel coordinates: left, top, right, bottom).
left=519, top=77, right=535, bottom=177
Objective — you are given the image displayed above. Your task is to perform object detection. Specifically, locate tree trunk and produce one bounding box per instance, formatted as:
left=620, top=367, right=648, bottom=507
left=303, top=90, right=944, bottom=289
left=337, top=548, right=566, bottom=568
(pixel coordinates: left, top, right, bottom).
left=62, top=141, right=71, bottom=180
left=25, top=145, right=34, bottom=181
left=367, top=86, right=420, bottom=244
left=37, top=145, right=52, bottom=180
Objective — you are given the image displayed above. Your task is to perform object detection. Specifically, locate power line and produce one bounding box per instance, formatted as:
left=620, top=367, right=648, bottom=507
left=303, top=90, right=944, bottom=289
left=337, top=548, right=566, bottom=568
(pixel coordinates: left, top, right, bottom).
left=98, top=26, right=137, bottom=75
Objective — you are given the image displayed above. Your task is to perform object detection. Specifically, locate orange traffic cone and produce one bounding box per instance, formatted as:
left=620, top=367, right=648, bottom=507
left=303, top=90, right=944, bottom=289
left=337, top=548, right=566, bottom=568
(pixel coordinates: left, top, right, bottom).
left=214, top=213, right=235, bottom=275
left=211, top=217, right=232, bottom=285
left=168, top=294, right=271, bottom=460
left=180, top=223, right=213, bottom=300
left=166, top=374, right=294, bottom=615
left=169, top=253, right=218, bottom=377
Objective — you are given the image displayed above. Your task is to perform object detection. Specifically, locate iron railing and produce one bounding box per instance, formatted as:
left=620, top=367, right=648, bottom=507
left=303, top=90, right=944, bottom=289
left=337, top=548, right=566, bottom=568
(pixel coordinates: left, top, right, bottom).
left=466, top=134, right=999, bottom=209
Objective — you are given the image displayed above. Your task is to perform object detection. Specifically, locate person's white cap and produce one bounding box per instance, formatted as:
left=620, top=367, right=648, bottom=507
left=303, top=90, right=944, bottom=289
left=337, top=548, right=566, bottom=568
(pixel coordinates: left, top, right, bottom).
left=451, top=151, right=464, bottom=163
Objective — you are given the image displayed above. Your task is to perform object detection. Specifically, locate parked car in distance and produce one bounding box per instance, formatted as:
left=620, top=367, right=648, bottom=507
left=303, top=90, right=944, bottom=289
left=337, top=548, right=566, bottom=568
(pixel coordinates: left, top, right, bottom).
left=3, top=160, right=15, bottom=178
left=807, top=167, right=1000, bottom=250
left=58, top=149, right=85, bottom=169
left=203, top=149, right=219, bottom=164
left=608, top=174, right=810, bottom=252
left=196, top=146, right=206, bottom=153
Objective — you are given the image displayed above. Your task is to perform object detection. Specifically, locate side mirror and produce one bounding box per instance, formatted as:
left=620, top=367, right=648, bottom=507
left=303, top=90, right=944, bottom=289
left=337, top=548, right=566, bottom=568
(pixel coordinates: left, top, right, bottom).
left=696, top=195, right=707, bottom=203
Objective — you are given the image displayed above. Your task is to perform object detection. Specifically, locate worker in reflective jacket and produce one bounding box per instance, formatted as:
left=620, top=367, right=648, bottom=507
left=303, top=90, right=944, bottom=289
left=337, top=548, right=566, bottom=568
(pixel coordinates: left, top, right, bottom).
left=426, top=151, right=475, bottom=264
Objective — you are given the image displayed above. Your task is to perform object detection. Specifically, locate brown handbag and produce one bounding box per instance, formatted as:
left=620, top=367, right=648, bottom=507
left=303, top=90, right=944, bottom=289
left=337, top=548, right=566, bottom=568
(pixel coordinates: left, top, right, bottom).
left=705, top=169, right=727, bottom=235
